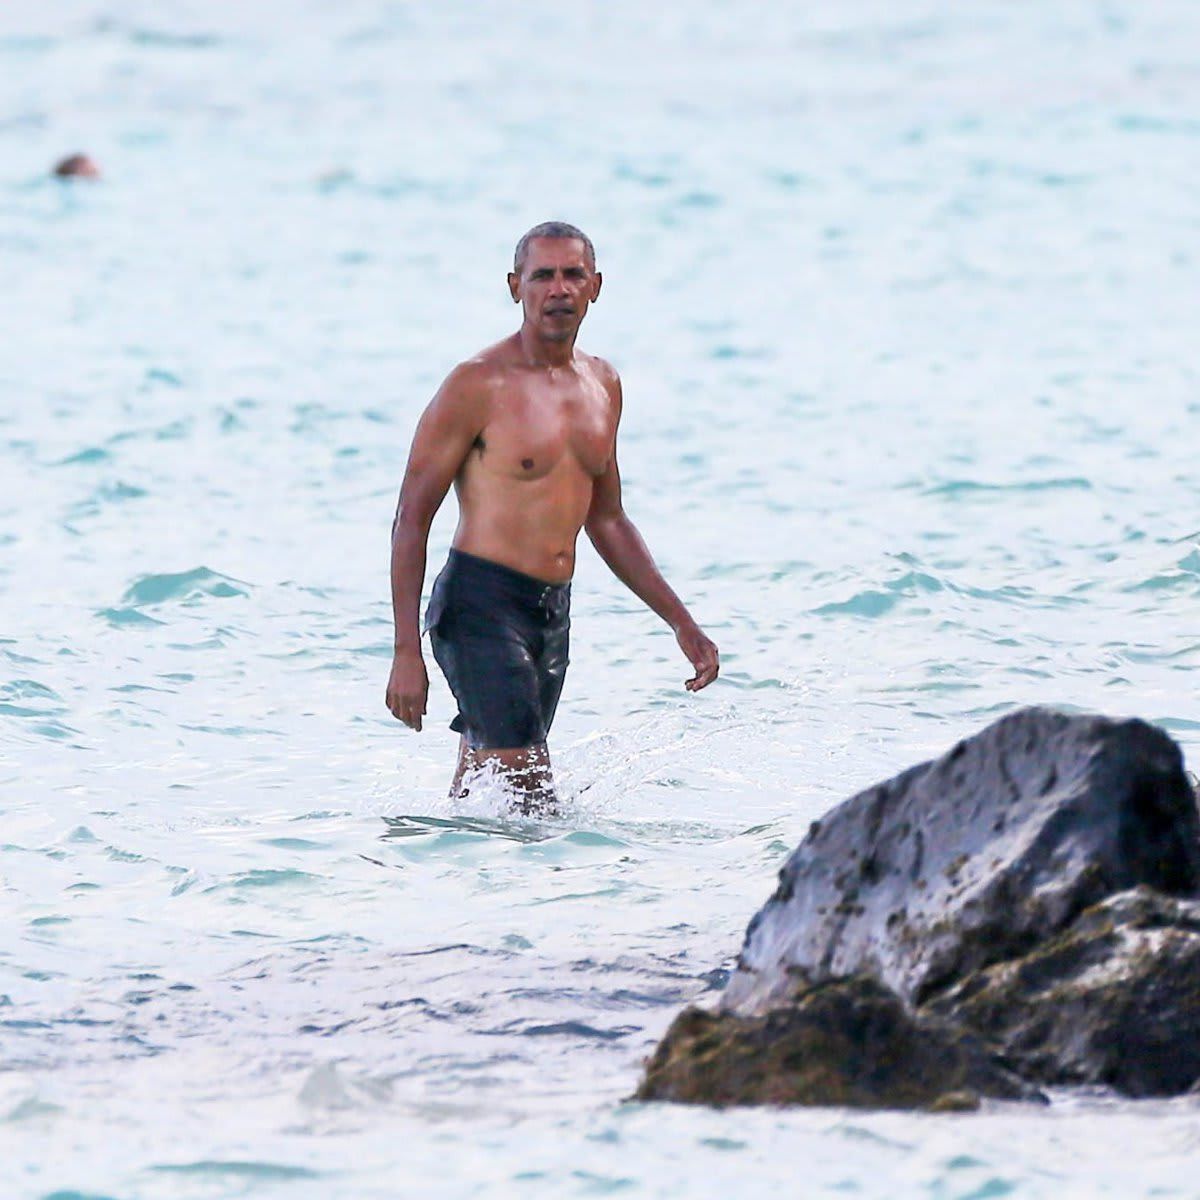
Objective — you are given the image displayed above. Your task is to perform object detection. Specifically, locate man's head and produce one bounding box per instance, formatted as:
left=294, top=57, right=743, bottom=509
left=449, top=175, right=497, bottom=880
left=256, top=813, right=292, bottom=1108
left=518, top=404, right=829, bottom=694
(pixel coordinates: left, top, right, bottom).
left=508, top=222, right=601, bottom=344
left=513, top=221, right=595, bottom=276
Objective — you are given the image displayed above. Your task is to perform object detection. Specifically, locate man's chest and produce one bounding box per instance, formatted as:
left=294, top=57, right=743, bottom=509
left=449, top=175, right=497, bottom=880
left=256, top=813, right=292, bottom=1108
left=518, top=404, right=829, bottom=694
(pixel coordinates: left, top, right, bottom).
left=483, top=380, right=615, bottom=479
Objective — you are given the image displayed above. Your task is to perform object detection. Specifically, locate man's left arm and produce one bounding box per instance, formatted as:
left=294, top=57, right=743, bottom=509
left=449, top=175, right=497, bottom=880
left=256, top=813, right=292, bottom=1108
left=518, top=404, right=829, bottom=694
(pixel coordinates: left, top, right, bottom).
left=584, top=370, right=719, bottom=692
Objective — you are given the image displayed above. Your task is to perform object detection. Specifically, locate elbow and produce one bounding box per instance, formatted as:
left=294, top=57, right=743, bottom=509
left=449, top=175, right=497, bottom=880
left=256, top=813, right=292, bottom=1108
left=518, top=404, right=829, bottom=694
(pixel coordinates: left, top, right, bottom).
left=584, top=513, right=611, bottom=548
left=585, top=511, right=626, bottom=554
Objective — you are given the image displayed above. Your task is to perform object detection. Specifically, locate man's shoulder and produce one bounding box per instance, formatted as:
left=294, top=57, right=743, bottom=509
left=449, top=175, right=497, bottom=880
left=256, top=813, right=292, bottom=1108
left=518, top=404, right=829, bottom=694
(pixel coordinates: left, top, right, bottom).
left=580, top=352, right=621, bottom=396
left=439, top=340, right=518, bottom=398
left=463, top=334, right=523, bottom=373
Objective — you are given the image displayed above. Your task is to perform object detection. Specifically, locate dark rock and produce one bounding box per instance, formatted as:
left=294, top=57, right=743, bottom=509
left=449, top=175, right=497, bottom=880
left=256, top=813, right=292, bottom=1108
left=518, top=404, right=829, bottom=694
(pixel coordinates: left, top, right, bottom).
left=927, top=887, right=1200, bottom=1096
left=639, top=709, right=1200, bottom=1108
left=722, top=708, right=1200, bottom=1016
left=636, top=976, right=1040, bottom=1110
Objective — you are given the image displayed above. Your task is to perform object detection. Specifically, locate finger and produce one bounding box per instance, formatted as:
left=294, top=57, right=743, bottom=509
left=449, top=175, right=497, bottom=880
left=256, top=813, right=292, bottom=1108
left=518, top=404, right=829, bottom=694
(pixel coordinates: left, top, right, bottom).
left=685, top=658, right=718, bottom=691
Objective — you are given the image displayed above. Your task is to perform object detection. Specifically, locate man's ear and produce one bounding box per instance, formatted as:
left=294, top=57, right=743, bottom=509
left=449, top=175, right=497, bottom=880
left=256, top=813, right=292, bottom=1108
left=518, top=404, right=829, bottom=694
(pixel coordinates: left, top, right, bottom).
left=591, top=272, right=603, bottom=302
left=507, top=272, right=521, bottom=303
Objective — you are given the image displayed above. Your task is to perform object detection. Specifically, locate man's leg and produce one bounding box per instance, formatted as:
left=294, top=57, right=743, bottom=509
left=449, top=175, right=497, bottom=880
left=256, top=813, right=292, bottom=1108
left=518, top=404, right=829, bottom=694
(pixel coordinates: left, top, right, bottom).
left=449, top=735, right=477, bottom=799
left=453, top=742, right=555, bottom=815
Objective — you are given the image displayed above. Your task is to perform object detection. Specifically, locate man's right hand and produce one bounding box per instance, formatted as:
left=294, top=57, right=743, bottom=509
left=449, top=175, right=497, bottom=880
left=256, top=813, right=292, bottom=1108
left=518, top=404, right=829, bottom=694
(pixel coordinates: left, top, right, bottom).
left=386, top=650, right=429, bottom=730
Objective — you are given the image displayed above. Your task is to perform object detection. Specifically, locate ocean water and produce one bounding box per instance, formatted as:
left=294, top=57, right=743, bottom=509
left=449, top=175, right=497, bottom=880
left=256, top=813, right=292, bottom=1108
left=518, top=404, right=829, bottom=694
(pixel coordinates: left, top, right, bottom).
left=3, top=1, right=1200, bottom=1195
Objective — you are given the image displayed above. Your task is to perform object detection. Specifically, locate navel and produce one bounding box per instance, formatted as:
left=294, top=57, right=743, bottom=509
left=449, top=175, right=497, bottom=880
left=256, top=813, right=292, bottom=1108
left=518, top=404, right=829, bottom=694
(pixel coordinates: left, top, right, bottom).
left=521, top=457, right=534, bottom=470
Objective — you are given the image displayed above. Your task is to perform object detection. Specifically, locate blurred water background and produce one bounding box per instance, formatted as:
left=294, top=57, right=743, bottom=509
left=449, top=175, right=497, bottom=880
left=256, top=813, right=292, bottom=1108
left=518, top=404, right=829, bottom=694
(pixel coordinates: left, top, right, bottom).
left=2, top=1, right=1200, bottom=1196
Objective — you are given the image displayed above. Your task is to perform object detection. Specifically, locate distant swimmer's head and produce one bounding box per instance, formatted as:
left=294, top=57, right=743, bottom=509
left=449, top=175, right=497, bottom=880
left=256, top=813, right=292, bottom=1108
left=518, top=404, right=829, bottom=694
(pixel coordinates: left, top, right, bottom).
left=53, top=153, right=101, bottom=180
left=509, top=221, right=602, bottom=345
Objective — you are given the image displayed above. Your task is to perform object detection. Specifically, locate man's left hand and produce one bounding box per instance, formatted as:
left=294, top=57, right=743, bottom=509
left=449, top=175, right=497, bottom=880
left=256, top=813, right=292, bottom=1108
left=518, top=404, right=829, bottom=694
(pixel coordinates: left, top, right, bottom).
left=675, top=621, right=719, bottom=692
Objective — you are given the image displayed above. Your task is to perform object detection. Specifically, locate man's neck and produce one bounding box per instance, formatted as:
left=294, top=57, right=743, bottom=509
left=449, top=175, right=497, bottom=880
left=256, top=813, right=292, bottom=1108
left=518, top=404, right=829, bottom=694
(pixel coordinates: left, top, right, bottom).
left=517, top=324, right=576, bottom=369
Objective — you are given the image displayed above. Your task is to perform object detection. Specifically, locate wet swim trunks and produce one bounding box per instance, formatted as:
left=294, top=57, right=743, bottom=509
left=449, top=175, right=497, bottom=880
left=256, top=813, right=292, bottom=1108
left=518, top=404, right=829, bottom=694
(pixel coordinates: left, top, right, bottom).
left=424, top=549, right=570, bottom=750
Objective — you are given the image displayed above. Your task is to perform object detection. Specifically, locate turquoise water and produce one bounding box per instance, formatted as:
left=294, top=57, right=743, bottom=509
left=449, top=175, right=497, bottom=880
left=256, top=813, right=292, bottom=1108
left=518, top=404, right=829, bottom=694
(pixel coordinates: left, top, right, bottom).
left=3, top=2, right=1200, bottom=1196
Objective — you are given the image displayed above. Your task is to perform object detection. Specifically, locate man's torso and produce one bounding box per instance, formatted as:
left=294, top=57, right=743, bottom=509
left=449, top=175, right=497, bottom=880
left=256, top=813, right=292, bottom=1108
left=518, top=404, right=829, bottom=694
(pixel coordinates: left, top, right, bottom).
left=451, top=340, right=618, bottom=583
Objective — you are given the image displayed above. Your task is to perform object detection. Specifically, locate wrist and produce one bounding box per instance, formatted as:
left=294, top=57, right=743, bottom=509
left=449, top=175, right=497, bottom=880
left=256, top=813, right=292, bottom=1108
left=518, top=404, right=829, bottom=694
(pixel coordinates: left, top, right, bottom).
left=668, top=611, right=697, bottom=635
left=393, top=641, right=422, bottom=657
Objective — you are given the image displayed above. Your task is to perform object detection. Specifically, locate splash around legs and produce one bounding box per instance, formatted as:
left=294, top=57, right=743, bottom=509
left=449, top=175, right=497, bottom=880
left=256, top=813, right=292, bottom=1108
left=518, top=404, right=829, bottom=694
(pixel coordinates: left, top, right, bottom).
left=451, top=736, right=557, bottom=816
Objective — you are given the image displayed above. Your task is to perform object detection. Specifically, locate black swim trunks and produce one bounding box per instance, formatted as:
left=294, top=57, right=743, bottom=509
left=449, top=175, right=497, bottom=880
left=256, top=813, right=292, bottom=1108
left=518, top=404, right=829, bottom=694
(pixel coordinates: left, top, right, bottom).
left=424, top=549, right=570, bottom=750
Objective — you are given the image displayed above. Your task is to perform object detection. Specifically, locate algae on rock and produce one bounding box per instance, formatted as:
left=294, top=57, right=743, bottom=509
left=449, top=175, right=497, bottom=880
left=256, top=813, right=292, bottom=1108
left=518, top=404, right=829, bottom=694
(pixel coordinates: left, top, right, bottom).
left=637, top=976, right=1039, bottom=1110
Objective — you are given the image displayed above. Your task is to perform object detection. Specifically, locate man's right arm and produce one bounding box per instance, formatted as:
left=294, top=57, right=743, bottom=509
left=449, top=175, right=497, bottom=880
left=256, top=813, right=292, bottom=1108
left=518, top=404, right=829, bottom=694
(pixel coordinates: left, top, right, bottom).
left=386, top=365, right=486, bottom=730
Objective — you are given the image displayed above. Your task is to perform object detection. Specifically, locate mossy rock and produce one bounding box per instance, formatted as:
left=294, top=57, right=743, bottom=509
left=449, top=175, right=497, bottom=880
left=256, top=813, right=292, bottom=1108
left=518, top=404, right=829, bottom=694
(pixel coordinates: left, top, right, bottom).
left=926, top=888, right=1200, bottom=1096
left=637, top=976, right=1039, bottom=1110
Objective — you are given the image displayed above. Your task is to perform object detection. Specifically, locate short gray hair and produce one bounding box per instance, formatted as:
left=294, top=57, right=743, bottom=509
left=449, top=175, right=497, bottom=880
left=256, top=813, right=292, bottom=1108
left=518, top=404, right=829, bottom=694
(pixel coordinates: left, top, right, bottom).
left=513, top=222, right=596, bottom=274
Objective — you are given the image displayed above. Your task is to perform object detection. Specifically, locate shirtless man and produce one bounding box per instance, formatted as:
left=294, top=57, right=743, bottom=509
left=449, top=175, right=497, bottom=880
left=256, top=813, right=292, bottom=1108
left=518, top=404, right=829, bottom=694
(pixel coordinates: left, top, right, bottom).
left=385, top=222, right=719, bottom=809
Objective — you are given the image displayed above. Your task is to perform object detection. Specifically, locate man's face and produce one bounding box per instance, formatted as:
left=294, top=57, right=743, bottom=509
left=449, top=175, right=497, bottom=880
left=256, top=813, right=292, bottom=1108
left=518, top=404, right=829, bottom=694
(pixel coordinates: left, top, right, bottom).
left=508, top=238, right=602, bottom=343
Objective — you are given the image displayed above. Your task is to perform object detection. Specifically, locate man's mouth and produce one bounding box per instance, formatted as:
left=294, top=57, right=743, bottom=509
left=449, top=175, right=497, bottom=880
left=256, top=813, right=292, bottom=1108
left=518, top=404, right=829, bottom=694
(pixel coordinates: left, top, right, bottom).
left=545, top=306, right=574, bottom=317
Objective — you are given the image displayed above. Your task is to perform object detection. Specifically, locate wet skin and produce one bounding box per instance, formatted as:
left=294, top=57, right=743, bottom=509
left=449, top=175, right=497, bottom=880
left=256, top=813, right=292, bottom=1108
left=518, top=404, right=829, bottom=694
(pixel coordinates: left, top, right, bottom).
left=386, top=237, right=719, bottom=806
